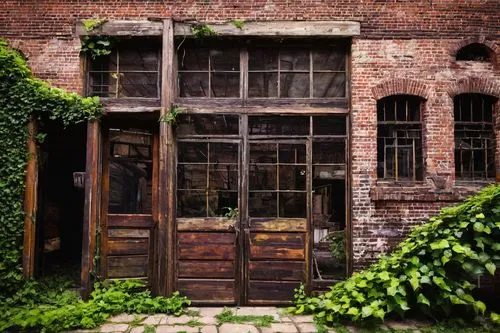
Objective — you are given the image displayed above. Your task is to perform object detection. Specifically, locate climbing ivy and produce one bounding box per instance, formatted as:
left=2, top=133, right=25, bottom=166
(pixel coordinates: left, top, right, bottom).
left=290, top=184, right=500, bottom=324
left=0, top=40, right=102, bottom=297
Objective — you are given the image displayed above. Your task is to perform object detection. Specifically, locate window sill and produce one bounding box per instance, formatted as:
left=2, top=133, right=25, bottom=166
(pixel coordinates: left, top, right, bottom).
left=175, top=97, right=348, bottom=109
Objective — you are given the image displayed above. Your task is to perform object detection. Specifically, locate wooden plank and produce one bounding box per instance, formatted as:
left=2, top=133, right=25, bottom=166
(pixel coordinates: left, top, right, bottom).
left=175, top=105, right=348, bottom=115
left=107, top=214, right=154, bottom=227
left=177, top=232, right=235, bottom=244
left=247, top=281, right=300, bottom=304
left=174, top=21, right=360, bottom=37
left=249, top=233, right=305, bottom=260
left=175, top=98, right=349, bottom=109
left=108, top=229, right=150, bottom=238
left=76, top=20, right=163, bottom=36
left=108, top=238, right=149, bottom=255
left=249, top=261, right=305, bottom=281
left=101, top=98, right=161, bottom=109
left=177, top=218, right=236, bottom=231
left=81, top=120, right=101, bottom=299
left=22, top=117, right=38, bottom=279
left=178, top=260, right=235, bottom=279
left=249, top=218, right=307, bottom=232
left=108, top=255, right=149, bottom=278
left=177, top=279, right=236, bottom=303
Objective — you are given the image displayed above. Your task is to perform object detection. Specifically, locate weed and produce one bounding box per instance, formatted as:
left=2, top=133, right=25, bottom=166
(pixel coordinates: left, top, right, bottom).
left=215, top=308, right=274, bottom=327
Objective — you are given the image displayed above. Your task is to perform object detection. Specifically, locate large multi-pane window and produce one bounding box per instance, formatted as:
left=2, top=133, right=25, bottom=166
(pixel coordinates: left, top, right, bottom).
left=454, top=94, right=496, bottom=180
left=87, top=39, right=161, bottom=99
left=377, top=95, right=423, bottom=181
left=177, top=40, right=348, bottom=99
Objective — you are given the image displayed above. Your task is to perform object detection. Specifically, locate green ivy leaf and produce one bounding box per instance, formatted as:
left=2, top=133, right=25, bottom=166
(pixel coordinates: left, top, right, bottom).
left=485, top=262, right=496, bottom=275
left=417, top=293, right=430, bottom=306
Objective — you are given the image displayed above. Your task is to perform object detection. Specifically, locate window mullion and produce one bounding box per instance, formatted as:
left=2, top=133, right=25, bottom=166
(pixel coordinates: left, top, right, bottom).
left=309, top=50, right=313, bottom=98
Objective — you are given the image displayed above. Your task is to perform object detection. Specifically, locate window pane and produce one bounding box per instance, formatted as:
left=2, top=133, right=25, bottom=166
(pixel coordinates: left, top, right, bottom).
left=248, top=72, right=278, bottom=97
left=250, top=143, right=277, bottom=163
left=177, top=164, right=207, bottom=190
left=118, top=72, right=158, bottom=98
left=177, top=191, right=206, bottom=217
left=313, top=49, right=346, bottom=71
left=249, top=116, right=310, bottom=136
left=209, top=191, right=238, bottom=217
left=249, top=192, right=277, bottom=217
left=249, top=165, right=277, bottom=190
left=313, top=116, right=346, bottom=135
left=178, top=72, right=209, bottom=97
left=209, top=164, right=238, bottom=191
left=176, top=114, right=239, bottom=136
left=279, top=144, right=306, bottom=164
left=313, top=73, right=345, bottom=97
left=279, top=166, right=306, bottom=190
left=280, top=73, right=310, bottom=97
left=119, top=48, right=158, bottom=71
left=211, top=143, right=239, bottom=164
left=178, top=142, right=208, bottom=163
left=210, top=49, right=240, bottom=71
left=279, top=192, right=306, bottom=218
left=280, top=49, right=309, bottom=71
left=178, top=48, right=209, bottom=70
left=211, top=73, right=240, bottom=97
left=249, top=49, right=278, bottom=70
left=313, top=142, right=345, bottom=164
left=88, top=72, right=116, bottom=97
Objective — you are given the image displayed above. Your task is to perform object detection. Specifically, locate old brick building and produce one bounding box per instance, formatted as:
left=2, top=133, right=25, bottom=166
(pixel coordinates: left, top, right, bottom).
left=1, top=0, right=499, bottom=304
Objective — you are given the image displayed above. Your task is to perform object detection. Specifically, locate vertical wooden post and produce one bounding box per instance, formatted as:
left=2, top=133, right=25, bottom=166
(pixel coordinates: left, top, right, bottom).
left=158, top=18, right=175, bottom=296
left=81, top=120, right=101, bottom=299
left=23, top=117, right=38, bottom=279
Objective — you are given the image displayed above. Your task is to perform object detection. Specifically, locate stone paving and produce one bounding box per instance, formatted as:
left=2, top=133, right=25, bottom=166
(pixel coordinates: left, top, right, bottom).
left=68, top=306, right=428, bottom=333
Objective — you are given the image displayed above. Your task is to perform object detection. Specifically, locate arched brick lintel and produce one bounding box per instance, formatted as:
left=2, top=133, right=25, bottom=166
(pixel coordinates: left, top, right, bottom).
left=371, top=78, right=429, bottom=100
left=451, top=37, right=498, bottom=61
left=447, top=76, right=500, bottom=99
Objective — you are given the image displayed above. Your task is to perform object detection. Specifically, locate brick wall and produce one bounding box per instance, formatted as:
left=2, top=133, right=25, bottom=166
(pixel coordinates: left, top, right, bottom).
left=1, top=0, right=499, bottom=271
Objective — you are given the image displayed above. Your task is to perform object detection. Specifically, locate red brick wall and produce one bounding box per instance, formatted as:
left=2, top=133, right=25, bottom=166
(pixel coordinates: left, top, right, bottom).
left=1, top=0, right=498, bottom=271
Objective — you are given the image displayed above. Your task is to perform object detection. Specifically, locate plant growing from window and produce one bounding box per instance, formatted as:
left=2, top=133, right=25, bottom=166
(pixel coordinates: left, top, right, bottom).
left=191, top=23, right=218, bottom=38
left=223, top=207, right=239, bottom=219
left=159, top=105, right=185, bottom=124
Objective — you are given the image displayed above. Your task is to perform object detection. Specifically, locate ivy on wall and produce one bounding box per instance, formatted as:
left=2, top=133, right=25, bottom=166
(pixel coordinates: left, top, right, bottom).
left=0, top=40, right=102, bottom=296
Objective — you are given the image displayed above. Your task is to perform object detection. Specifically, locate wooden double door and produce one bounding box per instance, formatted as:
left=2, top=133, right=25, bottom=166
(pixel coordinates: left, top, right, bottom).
left=176, top=139, right=309, bottom=305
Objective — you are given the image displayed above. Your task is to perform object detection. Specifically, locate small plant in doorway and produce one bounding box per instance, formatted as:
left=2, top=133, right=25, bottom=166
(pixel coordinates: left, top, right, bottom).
left=215, top=308, right=274, bottom=327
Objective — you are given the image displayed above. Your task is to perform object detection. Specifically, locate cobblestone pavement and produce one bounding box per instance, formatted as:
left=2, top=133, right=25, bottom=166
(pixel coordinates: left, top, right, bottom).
left=67, top=306, right=429, bottom=333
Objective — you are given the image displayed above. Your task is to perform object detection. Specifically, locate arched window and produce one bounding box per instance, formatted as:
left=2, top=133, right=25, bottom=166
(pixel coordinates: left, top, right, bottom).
left=377, top=95, right=424, bottom=181
left=454, top=93, right=496, bottom=180
left=456, top=43, right=492, bottom=62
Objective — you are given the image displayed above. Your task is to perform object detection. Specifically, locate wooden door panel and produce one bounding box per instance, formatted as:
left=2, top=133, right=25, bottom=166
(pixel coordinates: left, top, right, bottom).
left=249, top=261, right=305, bottom=281
left=249, top=232, right=305, bottom=260
left=177, top=279, right=236, bottom=304
left=108, top=255, right=149, bottom=278
left=247, top=281, right=301, bottom=305
left=178, top=260, right=235, bottom=279
left=108, top=238, right=150, bottom=255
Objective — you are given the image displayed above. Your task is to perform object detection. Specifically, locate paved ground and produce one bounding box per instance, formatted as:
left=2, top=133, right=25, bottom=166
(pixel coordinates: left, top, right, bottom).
left=67, top=306, right=429, bottom=333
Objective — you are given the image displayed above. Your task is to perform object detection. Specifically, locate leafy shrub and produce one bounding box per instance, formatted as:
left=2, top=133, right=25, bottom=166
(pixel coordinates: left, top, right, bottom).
left=0, top=279, right=190, bottom=332
left=0, top=40, right=102, bottom=296
left=289, top=185, right=500, bottom=323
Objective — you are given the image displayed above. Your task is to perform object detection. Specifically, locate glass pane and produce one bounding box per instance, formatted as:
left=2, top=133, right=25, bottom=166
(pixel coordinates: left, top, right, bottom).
left=249, top=116, right=310, bottom=136
left=313, top=49, right=346, bottom=71
left=88, top=72, right=116, bottom=97
left=178, top=48, right=209, bottom=70
left=280, top=49, right=309, bottom=71
left=280, top=73, right=310, bottom=98
left=279, top=144, right=306, bottom=164
left=178, top=142, right=208, bottom=163
left=210, top=49, right=240, bottom=71
left=249, top=165, right=277, bottom=190
left=119, top=48, right=158, bottom=71
left=248, top=72, right=278, bottom=98
left=249, top=192, right=277, bottom=217
left=119, top=72, right=158, bottom=98
left=250, top=143, right=277, bottom=163
left=176, top=114, right=239, bottom=136
left=313, top=141, right=345, bottom=164
left=177, top=191, right=206, bottom=217
left=248, top=49, right=278, bottom=70
left=279, top=165, right=306, bottom=191
left=178, top=72, right=209, bottom=97
left=209, top=191, right=238, bottom=217
left=108, top=129, right=152, bottom=214
left=279, top=192, right=306, bottom=218
left=177, top=164, right=207, bottom=190
left=211, top=73, right=240, bottom=97
left=211, top=143, right=239, bottom=164
left=313, top=73, right=345, bottom=97
left=313, top=116, right=346, bottom=135
left=209, top=164, right=238, bottom=190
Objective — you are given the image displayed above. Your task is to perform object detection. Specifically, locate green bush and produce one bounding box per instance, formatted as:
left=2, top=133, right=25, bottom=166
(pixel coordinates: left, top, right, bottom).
left=0, top=279, right=190, bottom=332
left=290, top=185, right=500, bottom=323
left=0, top=40, right=102, bottom=296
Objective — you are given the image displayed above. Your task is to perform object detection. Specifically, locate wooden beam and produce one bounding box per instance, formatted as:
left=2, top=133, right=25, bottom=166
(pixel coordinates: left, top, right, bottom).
left=81, top=120, right=101, bottom=299
left=158, top=18, right=175, bottom=296
left=174, top=21, right=361, bottom=37
left=76, top=20, right=163, bottom=36
left=176, top=106, right=349, bottom=115
left=22, top=117, right=38, bottom=279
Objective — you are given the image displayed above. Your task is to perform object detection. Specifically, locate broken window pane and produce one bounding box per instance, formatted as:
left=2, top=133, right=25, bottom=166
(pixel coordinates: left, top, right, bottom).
left=178, top=72, right=209, bottom=97
left=177, top=191, right=207, bottom=217
left=248, top=72, right=278, bottom=98
left=280, top=49, right=309, bottom=71
left=178, top=48, right=209, bottom=70
left=279, top=166, right=306, bottom=190
left=313, top=49, right=346, bottom=71
left=248, top=192, right=277, bottom=217
left=211, top=73, right=240, bottom=97
left=313, top=141, right=345, bottom=164
left=119, top=72, right=158, bottom=98
left=249, top=116, right=310, bottom=136
left=313, top=116, right=346, bottom=136
left=248, top=49, right=278, bottom=70
left=279, top=192, right=306, bottom=218
left=279, top=144, right=306, bottom=164
left=280, top=73, right=310, bottom=98
left=313, top=73, right=345, bottom=97
left=209, top=49, right=240, bottom=71
left=249, top=165, right=277, bottom=191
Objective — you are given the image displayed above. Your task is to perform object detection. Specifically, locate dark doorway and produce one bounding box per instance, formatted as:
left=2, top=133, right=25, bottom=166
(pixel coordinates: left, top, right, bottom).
left=35, top=121, right=87, bottom=283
